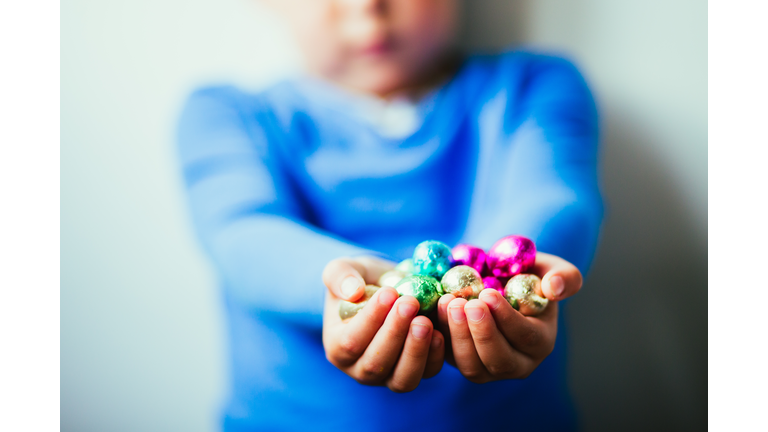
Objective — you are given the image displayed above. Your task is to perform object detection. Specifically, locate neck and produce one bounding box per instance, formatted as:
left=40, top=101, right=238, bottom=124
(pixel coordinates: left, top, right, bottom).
left=377, top=51, right=464, bottom=101
left=314, top=50, right=465, bottom=103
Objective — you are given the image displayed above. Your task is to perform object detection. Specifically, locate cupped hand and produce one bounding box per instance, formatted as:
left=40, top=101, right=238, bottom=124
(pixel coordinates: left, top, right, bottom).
left=436, top=252, right=582, bottom=383
left=322, top=256, right=445, bottom=392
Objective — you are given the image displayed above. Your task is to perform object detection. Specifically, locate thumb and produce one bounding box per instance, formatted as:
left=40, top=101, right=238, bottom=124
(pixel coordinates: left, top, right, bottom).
left=532, top=252, right=583, bottom=301
left=322, top=258, right=367, bottom=301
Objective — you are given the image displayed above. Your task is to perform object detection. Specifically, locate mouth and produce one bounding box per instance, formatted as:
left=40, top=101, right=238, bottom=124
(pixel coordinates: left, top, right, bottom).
left=359, top=37, right=396, bottom=57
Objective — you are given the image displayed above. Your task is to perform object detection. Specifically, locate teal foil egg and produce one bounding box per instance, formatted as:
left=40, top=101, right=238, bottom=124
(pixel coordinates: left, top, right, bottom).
left=412, top=240, right=454, bottom=280
left=394, top=275, right=441, bottom=314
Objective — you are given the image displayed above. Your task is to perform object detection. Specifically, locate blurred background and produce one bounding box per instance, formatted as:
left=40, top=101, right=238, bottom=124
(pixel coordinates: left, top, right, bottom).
left=62, top=1, right=706, bottom=431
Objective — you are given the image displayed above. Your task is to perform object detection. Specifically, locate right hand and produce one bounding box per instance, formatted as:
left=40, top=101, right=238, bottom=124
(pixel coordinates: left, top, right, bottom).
left=322, top=256, right=445, bottom=393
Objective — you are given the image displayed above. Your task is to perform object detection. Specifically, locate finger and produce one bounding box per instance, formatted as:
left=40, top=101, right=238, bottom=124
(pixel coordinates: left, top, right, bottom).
left=324, top=287, right=399, bottom=366
left=446, top=298, right=488, bottom=383
left=436, top=294, right=455, bottom=365
left=464, top=299, right=535, bottom=378
left=386, top=316, right=434, bottom=392
left=322, top=258, right=368, bottom=301
left=531, top=252, right=583, bottom=301
left=352, top=296, right=420, bottom=385
left=437, top=294, right=455, bottom=329
left=478, top=289, right=558, bottom=359
left=422, top=330, right=445, bottom=379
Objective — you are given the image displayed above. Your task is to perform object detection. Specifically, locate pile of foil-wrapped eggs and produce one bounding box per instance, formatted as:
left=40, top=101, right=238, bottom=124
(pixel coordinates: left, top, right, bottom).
left=339, top=235, right=549, bottom=320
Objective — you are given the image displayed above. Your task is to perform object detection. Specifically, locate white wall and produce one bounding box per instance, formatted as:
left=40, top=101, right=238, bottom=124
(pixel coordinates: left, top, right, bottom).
left=62, top=2, right=296, bottom=431
left=62, top=1, right=706, bottom=430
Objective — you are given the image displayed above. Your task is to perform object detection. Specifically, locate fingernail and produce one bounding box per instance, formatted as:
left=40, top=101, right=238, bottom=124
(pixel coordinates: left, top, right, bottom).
left=449, top=306, right=466, bottom=323
left=483, top=291, right=502, bottom=310
left=378, top=289, right=398, bottom=305
left=341, top=276, right=361, bottom=299
left=465, top=307, right=485, bottom=323
left=431, top=335, right=442, bottom=349
left=550, top=275, right=565, bottom=297
left=399, top=301, right=418, bottom=318
left=411, top=324, right=430, bottom=339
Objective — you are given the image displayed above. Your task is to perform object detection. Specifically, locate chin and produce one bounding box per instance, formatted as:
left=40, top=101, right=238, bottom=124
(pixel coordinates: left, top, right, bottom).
left=349, top=68, right=416, bottom=97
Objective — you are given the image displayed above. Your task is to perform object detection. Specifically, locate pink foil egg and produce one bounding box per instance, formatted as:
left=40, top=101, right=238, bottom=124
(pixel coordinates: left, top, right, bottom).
left=451, top=244, right=487, bottom=274
left=482, top=276, right=505, bottom=295
left=486, top=235, right=536, bottom=278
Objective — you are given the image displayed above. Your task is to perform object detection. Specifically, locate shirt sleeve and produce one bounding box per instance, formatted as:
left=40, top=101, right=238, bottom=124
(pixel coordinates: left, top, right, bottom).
left=461, top=56, right=604, bottom=274
left=176, top=87, right=375, bottom=324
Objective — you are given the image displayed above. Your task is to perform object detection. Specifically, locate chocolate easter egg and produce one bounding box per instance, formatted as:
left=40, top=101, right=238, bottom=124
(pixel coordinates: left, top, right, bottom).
left=394, top=275, right=441, bottom=314
left=451, top=244, right=487, bottom=275
left=378, top=270, right=408, bottom=288
left=412, top=240, right=454, bottom=280
left=441, top=265, right=484, bottom=300
left=394, top=258, right=415, bottom=275
left=482, top=276, right=505, bottom=295
left=504, top=274, right=548, bottom=316
left=486, top=235, right=536, bottom=278
left=339, top=285, right=381, bottom=320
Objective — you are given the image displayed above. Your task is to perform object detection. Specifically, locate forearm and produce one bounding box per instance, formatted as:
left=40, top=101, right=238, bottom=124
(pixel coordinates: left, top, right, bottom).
left=206, top=213, right=377, bottom=319
left=461, top=181, right=603, bottom=275
left=527, top=192, right=603, bottom=274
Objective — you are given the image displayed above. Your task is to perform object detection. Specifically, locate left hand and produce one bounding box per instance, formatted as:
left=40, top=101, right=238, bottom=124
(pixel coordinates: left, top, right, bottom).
left=435, top=252, right=582, bottom=383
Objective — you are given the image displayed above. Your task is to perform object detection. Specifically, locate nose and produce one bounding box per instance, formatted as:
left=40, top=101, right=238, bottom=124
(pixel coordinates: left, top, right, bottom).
left=340, top=0, right=387, bottom=16
left=337, top=0, right=389, bottom=42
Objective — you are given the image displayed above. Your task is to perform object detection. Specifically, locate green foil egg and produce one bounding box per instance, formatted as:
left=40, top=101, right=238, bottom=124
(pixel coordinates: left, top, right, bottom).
left=412, top=240, right=454, bottom=280
left=378, top=270, right=408, bottom=288
left=394, top=275, right=441, bottom=314
left=394, top=258, right=415, bottom=275
left=441, top=265, right=484, bottom=300
left=504, top=274, right=548, bottom=316
left=339, top=285, right=380, bottom=320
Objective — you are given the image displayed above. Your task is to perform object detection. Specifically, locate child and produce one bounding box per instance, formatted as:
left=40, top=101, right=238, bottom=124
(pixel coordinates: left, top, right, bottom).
left=177, top=0, right=603, bottom=430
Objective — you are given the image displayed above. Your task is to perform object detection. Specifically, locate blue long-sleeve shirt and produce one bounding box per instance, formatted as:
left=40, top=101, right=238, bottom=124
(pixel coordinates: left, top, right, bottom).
left=177, top=50, right=603, bottom=432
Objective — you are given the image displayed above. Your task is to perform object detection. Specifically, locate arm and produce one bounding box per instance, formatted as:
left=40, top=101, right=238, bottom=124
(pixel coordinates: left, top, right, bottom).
left=179, top=88, right=444, bottom=390
left=462, top=56, right=603, bottom=275
left=438, top=56, right=603, bottom=381
left=176, top=87, right=374, bottom=323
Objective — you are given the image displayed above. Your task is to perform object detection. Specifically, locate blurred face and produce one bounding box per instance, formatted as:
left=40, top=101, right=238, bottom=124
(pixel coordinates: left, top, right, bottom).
left=271, top=0, right=460, bottom=97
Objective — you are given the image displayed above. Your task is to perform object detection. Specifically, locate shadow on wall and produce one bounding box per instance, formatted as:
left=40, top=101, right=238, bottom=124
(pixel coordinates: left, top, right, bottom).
left=569, top=105, right=707, bottom=431
left=461, top=1, right=706, bottom=430
left=460, top=0, right=529, bottom=50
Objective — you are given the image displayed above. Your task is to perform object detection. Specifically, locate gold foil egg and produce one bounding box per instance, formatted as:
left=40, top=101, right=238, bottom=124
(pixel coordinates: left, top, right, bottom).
left=339, top=285, right=380, bottom=320
left=504, top=274, right=548, bottom=316
left=440, top=265, right=484, bottom=300
left=394, top=258, right=415, bottom=275
left=378, top=270, right=408, bottom=288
